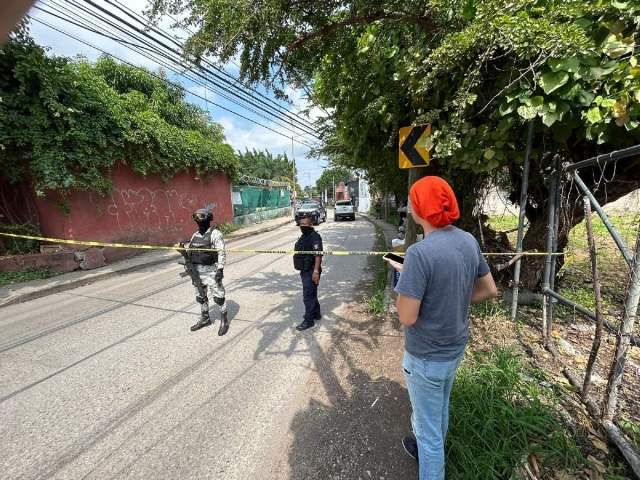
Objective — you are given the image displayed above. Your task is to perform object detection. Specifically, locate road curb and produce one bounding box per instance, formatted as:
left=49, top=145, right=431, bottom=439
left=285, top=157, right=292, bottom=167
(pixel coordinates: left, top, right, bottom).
left=0, top=217, right=293, bottom=309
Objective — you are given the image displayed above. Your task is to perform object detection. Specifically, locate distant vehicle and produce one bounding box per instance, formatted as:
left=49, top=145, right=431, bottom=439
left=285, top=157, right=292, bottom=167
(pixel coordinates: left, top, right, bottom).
left=302, top=198, right=327, bottom=221
left=295, top=204, right=326, bottom=226
left=334, top=200, right=356, bottom=221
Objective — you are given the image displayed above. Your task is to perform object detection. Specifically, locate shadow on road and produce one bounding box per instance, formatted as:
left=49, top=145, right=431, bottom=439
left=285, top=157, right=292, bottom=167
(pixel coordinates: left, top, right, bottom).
left=247, top=252, right=419, bottom=479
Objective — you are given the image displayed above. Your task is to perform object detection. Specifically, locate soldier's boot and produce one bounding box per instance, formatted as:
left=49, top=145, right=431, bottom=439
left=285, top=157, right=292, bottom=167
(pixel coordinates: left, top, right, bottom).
left=191, top=312, right=212, bottom=332
left=218, top=311, right=229, bottom=336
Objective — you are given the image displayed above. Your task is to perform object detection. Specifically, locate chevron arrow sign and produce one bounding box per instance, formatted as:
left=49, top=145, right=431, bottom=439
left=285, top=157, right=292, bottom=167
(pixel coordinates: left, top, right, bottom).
left=399, top=124, right=431, bottom=169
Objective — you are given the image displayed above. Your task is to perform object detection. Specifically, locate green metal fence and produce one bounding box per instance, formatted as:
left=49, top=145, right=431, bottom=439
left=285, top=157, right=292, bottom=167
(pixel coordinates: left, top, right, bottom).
left=232, top=186, right=292, bottom=225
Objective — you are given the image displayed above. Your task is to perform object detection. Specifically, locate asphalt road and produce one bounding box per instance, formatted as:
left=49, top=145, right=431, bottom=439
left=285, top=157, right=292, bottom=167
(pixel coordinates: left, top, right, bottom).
left=0, top=215, right=376, bottom=480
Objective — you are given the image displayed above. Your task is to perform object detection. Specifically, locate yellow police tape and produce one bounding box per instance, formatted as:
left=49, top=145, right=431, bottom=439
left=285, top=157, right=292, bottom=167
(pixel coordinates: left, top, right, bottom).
left=0, top=231, right=561, bottom=257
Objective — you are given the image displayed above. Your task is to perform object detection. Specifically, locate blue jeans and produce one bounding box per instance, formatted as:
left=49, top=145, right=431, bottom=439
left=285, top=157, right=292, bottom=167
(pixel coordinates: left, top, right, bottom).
left=402, top=350, right=464, bottom=480
left=300, top=271, right=320, bottom=321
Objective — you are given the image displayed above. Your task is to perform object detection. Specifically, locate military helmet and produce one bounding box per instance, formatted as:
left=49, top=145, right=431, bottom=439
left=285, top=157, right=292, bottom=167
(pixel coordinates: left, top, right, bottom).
left=192, top=208, right=213, bottom=222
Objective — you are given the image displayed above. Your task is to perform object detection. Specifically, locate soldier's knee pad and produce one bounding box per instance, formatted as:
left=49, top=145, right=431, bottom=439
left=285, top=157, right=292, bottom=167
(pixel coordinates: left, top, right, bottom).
left=196, top=295, right=209, bottom=304
left=213, top=296, right=225, bottom=306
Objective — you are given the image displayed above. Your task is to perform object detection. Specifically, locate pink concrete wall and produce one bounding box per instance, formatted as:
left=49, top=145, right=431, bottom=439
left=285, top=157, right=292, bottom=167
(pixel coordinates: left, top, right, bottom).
left=34, top=163, right=232, bottom=255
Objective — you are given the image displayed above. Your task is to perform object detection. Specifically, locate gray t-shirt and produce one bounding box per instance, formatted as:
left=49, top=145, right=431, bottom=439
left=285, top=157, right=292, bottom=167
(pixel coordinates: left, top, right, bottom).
left=395, top=227, right=490, bottom=360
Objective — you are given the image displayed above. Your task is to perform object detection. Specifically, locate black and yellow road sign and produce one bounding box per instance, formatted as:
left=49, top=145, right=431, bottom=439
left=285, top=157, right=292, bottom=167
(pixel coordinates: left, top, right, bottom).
left=399, top=124, right=431, bottom=169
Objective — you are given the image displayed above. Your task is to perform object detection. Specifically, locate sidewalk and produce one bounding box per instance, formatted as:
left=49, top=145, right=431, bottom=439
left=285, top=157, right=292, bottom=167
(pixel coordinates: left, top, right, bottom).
left=359, top=213, right=399, bottom=249
left=0, top=215, right=293, bottom=309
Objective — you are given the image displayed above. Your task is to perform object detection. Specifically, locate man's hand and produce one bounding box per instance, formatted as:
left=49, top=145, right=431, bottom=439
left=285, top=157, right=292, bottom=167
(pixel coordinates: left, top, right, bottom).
left=312, top=271, right=320, bottom=285
left=215, top=269, right=224, bottom=282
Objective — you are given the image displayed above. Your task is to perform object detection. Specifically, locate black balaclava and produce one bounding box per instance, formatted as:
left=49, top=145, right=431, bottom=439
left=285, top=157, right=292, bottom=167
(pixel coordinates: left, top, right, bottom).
left=196, top=220, right=210, bottom=234
left=300, top=225, right=314, bottom=235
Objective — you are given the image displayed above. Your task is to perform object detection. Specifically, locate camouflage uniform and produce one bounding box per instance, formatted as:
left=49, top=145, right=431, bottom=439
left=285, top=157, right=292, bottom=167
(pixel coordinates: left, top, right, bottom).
left=190, top=227, right=227, bottom=316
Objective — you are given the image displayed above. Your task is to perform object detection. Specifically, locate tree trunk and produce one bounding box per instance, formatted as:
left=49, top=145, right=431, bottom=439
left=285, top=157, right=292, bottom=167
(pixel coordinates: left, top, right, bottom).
left=517, top=157, right=640, bottom=291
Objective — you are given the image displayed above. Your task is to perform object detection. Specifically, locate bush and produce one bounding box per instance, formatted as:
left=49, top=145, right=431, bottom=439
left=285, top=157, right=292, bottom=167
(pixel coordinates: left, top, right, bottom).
left=218, top=222, right=241, bottom=235
left=0, top=222, right=41, bottom=256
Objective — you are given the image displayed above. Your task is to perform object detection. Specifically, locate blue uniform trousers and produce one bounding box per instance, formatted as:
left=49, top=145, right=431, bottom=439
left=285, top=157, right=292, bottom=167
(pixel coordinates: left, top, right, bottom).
left=301, top=271, right=321, bottom=321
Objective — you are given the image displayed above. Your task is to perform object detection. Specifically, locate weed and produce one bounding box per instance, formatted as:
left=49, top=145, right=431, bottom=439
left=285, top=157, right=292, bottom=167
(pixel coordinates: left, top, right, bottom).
left=618, top=415, right=640, bottom=451
left=468, top=297, right=509, bottom=318
left=447, top=348, right=586, bottom=479
left=218, top=222, right=241, bottom=235
left=0, top=267, right=61, bottom=288
left=366, top=225, right=389, bottom=314
left=0, top=222, right=42, bottom=256
left=366, top=256, right=388, bottom=314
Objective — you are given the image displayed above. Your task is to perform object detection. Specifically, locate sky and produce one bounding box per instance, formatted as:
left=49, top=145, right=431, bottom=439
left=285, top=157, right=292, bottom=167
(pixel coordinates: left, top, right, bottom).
left=26, top=0, right=329, bottom=188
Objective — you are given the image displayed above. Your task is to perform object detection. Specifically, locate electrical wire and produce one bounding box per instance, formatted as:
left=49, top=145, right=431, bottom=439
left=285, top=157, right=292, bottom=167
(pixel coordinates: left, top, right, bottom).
left=28, top=15, right=314, bottom=148
left=108, top=0, right=313, bottom=125
left=76, top=0, right=318, bottom=137
left=34, top=1, right=316, bottom=145
left=35, top=1, right=312, bottom=143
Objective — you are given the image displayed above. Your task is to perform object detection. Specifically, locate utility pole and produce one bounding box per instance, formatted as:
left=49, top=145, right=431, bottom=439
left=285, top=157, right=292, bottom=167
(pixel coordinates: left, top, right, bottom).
left=333, top=175, right=335, bottom=203
left=291, top=137, right=296, bottom=198
left=405, top=169, right=421, bottom=247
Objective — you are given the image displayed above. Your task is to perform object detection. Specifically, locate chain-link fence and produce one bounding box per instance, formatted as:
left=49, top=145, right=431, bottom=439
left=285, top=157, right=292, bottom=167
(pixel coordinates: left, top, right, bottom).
left=232, top=186, right=292, bottom=225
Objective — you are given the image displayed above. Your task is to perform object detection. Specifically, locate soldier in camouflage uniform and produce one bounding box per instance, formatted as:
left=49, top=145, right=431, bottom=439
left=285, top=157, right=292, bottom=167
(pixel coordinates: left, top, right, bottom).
left=187, top=209, right=229, bottom=335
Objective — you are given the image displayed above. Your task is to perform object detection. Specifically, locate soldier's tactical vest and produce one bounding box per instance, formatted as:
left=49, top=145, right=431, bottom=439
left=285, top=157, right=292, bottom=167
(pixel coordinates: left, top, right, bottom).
left=189, top=228, right=218, bottom=265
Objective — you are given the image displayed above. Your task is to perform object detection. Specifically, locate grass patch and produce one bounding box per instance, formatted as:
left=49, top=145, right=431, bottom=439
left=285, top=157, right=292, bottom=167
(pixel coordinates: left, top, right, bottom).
left=0, top=267, right=61, bottom=288
left=218, top=222, right=241, bottom=235
left=366, top=225, right=389, bottom=315
left=447, top=348, right=586, bottom=480
left=618, top=416, right=640, bottom=452
left=556, top=213, right=638, bottom=318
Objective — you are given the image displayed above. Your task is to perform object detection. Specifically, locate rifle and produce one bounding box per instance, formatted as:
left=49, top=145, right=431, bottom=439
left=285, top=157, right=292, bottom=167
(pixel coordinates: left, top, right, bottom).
left=177, top=242, right=207, bottom=301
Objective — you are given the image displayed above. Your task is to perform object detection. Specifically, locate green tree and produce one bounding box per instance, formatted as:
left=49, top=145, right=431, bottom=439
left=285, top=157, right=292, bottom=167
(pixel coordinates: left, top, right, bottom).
left=236, top=148, right=295, bottom=180
left=0, top=33, right=237, bottom=204
left=148, top=0, right=640, bottom=289
left=315, top=167, right=353, bottom=196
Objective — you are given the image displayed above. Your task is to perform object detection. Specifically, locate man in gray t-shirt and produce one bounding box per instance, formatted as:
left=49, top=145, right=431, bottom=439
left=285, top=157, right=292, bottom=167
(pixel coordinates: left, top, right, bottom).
left=387, top=176, right=497, bottom=480
left=395, top=228, right=490, bottom=361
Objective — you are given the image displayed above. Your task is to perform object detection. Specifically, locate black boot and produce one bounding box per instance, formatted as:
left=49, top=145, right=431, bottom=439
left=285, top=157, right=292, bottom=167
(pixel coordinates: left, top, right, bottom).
left=295, top=319, right=315, bottom=331
left=191, top=313, right=212, bottom=332
left=218, top=311, right=229, bottom=336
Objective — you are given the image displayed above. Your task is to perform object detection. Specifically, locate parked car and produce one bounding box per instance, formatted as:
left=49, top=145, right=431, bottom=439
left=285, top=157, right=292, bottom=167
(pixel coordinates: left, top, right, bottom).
left=295, top=204, right=325, bottom=225
left=334, top=200, right=355, bottom=221
left=303, top=198, right=327, bottom=222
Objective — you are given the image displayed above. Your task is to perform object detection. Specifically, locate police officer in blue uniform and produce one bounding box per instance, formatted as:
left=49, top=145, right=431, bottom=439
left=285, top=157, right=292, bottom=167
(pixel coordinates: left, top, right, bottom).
left=293, top=214, right=323, bottom=331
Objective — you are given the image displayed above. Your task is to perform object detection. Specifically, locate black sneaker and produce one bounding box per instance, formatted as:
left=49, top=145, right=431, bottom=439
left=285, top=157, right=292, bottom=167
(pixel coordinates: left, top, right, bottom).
left=402, top=436, right=419, bottom=463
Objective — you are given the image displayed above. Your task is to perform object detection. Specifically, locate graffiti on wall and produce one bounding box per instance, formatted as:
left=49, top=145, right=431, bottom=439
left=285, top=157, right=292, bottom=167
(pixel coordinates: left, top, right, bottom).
left=106, top=189, right=200, bottom=234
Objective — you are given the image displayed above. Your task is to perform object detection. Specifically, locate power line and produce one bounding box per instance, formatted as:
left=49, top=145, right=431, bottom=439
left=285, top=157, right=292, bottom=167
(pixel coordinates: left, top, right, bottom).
left=36, top=1, right=315, bottom=143
left=108, top=0, right=312, bottom=123
left=28, top=15, right=315, bottom=148
left=34, top=1, right=317, bottom=145
left=75, top=0, right=318, bottom=138
left=43, top=0, right=315, bottom=137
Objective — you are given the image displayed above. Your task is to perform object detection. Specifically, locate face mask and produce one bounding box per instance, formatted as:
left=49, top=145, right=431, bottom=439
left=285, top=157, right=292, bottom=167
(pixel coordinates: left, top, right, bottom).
left=196, top=220, right=210, bottom=232
left=300, top=226, right=313, bottom=235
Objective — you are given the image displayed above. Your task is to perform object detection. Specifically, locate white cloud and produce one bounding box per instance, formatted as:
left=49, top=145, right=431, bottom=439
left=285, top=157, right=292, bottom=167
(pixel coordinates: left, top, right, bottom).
left=186, top=84, right=215, bottom=101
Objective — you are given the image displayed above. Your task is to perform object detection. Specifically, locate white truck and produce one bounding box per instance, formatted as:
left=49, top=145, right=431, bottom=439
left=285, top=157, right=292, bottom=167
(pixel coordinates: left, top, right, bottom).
left=334, top=200, right=356, bottom=221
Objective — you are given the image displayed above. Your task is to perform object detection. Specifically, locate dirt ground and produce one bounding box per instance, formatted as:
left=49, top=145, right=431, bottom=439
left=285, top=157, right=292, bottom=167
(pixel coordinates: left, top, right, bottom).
left=271, top=243, right=418, bottom=480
